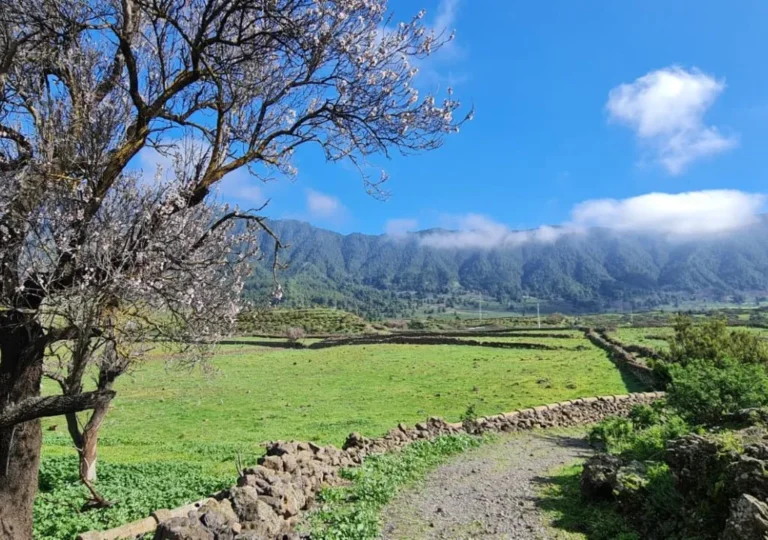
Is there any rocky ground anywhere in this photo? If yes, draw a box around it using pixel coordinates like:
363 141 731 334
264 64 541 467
380 430 591 540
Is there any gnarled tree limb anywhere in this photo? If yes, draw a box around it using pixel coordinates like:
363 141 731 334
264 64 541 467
0 391 115 429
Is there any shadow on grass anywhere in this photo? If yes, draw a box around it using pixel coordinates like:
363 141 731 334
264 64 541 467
593 346 651 394
532 464 641 540
617 366 649 394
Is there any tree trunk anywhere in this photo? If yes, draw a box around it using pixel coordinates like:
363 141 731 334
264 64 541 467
0 316 45 540
81 425 98 482
71 401 113 509
79 399 108 483
65 381 114 506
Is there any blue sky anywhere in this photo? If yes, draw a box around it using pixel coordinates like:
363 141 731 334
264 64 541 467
164 0 768 238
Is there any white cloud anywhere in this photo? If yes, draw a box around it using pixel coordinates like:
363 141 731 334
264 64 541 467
385 218 419 237
434 0 459 39
420 214 569 249
571 190 765 236
419 190 766 249
217 175 266 207
606 66 737 174
306 189 345 219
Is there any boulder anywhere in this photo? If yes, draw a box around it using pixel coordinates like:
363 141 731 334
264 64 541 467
269 481 305 517
295 450 313 464
342 432 367 451
612 461 649 511
229 487 278 525
199 499 238 540
233 532 266 540
154 517 214 540
282 453 298 473
239 514 285 538
580 454 622 501
721 494 768 540
265 441 298 456
725 440 768 502
260 455 284 472
665 434 726 497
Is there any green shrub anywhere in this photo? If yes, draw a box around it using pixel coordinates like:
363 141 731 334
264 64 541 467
626 462 686 539
667 314 768 366
667 357 768 426
589 417 634 452
589 405 690 460
308 435 482 540
34 456 230 540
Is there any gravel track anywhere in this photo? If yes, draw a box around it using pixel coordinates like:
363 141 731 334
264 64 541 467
380 430 591 540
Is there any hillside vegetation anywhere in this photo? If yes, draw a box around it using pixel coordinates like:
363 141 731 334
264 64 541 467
246 219 768 318
237 308 372 335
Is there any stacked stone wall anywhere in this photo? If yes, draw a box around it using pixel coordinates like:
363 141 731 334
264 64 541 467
78 391 664 540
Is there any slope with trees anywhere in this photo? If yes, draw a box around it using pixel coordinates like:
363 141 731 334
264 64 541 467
248 218 768 316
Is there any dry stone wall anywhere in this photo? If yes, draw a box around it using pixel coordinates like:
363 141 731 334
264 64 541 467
583 328 664 389
78 391 664 540
220 335 573 351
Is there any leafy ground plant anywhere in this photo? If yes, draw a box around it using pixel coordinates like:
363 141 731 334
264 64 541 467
307 435 484 540
33 456 231 540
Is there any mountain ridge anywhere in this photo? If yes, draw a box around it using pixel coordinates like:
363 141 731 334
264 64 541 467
245 217 768 318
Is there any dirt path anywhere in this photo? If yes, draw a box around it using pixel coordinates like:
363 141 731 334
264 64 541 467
380 430 591 540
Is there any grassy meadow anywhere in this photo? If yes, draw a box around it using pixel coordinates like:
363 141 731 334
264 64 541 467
608 327 674 352
37 332 644 538
41 339 642 469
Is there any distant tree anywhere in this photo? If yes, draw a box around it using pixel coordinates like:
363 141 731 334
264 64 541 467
285 327 307 342
0 0 469 535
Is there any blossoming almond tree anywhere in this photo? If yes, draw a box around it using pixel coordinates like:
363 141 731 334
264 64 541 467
0 0 469 536
40 164 268 507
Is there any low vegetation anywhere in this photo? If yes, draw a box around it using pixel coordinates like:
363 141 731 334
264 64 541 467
39 335 638 538
306 435 484 539
237 308 372 335
34 457 230 540
542 315 768 539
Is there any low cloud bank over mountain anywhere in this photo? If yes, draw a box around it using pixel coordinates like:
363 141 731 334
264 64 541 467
417 190 765 250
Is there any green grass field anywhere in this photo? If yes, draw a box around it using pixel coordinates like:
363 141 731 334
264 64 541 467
608 327 674 351
237 308 373 335
37 336 644 538
42 339 642 470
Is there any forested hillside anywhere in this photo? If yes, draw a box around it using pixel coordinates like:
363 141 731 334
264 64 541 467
245 218 768 318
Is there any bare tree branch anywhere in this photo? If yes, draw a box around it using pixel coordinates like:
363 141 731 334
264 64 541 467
0 391 116 429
